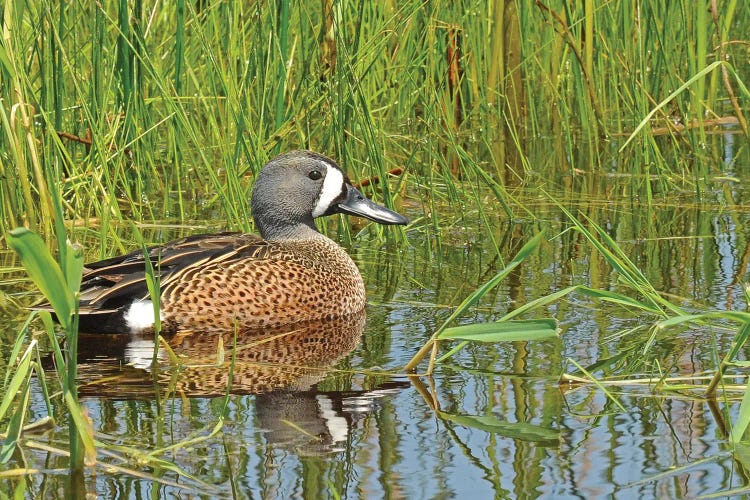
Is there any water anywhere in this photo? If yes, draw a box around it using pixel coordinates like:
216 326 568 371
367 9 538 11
3 133 750 498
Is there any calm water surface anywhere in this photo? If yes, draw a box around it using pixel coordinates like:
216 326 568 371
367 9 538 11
3 134 750 498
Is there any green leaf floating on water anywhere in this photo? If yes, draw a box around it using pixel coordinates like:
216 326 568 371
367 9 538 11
436 319 559 342
439 412 559 444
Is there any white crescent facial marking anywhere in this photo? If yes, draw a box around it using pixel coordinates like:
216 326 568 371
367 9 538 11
312 163 345 217
124 300 163 333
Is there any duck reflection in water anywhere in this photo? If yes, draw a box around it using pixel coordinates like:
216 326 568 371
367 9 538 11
76 311 366 397
72 311 407 454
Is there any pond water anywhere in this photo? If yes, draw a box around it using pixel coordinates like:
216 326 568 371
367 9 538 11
3 132 750 498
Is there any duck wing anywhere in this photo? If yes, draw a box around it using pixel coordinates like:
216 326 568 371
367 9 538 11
79 232 269 309
36 232 268 317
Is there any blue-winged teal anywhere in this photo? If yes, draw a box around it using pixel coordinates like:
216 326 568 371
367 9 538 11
68 150 407 334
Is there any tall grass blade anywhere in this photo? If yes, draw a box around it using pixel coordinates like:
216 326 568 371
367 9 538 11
558 204 684 317
619 60 724 151
0 379 31 464
731 382 750 443
438 231 546 334
577 286 664 315
0 340 35 425
63 392 96 465
6 228 74 327
7 227 86 470
2 315 34 389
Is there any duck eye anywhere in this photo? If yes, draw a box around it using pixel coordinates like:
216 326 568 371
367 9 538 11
308 170 323 180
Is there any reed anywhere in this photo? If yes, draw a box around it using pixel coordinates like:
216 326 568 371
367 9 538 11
1 1 746 240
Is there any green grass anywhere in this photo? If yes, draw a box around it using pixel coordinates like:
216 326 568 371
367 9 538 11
1 0 750 484
1 1 747 241
557 210 750 442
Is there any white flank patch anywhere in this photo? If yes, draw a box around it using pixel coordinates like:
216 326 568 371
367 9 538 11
311 164 344 217
317 395 349 443
123 300 162 333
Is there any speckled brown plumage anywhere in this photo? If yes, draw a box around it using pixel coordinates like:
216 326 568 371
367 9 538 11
75 232 367 332
159 236 367 330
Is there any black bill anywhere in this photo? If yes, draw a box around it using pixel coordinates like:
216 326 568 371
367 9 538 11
333 184 408 225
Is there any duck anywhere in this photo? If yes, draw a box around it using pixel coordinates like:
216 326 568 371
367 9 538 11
64 150 408 334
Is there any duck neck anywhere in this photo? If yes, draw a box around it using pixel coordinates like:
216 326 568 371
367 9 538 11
257 217 325 242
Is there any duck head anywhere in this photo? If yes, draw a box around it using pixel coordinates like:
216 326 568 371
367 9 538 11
251 150 408 240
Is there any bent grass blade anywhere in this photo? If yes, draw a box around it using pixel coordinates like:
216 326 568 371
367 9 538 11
436 319 559 343
7 228 75 329
405 232 555 374
435 319 558 364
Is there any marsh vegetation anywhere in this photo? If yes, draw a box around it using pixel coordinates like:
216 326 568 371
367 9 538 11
1 1 749 497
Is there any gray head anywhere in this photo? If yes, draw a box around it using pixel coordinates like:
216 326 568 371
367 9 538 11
251 150 408 241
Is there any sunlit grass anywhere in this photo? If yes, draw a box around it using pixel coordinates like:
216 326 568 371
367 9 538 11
2 1 747 239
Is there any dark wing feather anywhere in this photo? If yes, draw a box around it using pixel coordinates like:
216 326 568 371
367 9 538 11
38 232 268 315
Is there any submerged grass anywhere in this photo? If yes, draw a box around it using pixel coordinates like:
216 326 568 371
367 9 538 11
558 209 750 443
